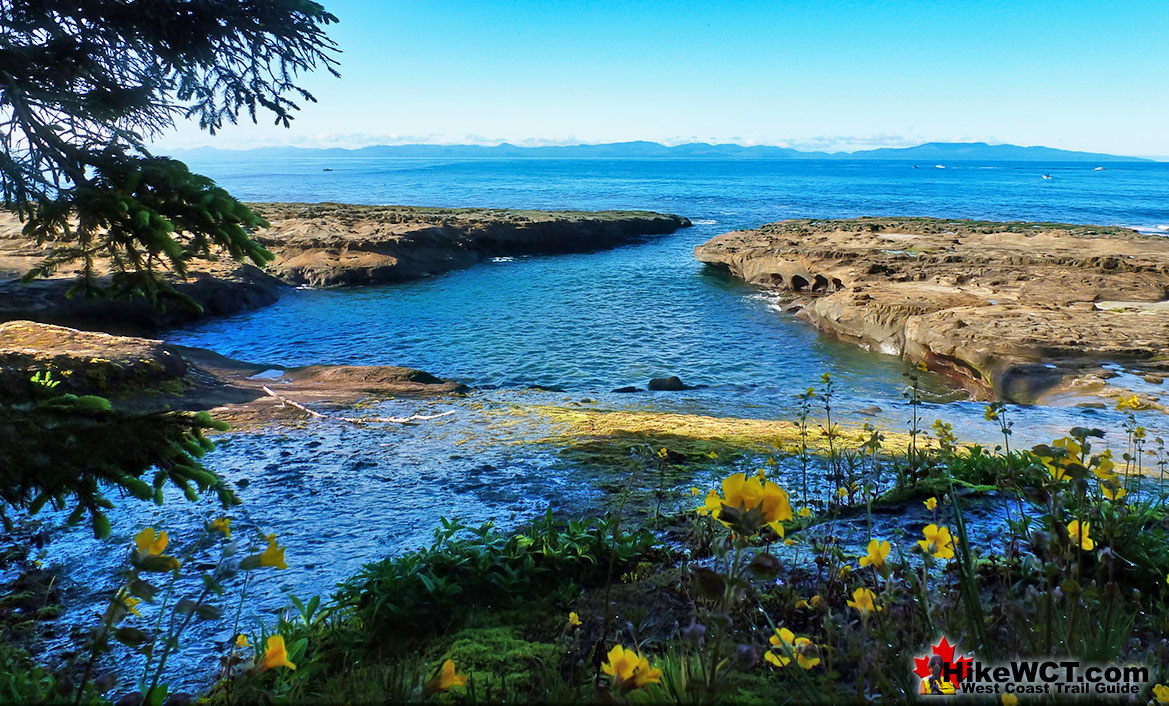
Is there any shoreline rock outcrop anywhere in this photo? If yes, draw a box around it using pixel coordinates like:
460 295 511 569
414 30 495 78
695 217 1169 404
0 320 465 426
251 203 691 287
0 204 690 331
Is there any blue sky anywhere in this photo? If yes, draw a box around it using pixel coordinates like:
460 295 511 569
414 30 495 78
154 1 1169 156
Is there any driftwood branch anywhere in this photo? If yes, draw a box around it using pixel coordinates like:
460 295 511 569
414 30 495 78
261 386 455 425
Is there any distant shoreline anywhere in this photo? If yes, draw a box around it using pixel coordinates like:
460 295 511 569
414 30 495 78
163 140 1157 163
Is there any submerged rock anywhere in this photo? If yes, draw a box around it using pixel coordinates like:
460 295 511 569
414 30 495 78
695 217 1169 403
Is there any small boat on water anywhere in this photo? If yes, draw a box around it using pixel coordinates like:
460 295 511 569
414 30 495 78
1094 166 1105 171
1042 174 1053 180
323 167 334 172
934 164 945 169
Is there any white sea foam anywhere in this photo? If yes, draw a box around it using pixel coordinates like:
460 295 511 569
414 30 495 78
1125 224 1169 236
691 218 718 225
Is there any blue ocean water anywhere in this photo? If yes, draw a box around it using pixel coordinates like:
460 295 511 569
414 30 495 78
169 158 1169 403
34 158 1169 689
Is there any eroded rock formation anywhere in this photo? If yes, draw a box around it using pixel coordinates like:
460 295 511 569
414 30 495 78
0 204 690 330
695 217 1169 403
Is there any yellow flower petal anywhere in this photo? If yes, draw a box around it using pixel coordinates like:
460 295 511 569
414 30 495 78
259 534 288 570
436 659 467 690
259 635 296 671
134 527 168 556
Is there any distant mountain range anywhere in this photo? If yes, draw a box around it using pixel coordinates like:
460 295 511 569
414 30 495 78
170 141 1153 162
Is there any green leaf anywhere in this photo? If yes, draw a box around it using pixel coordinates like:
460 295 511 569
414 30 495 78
92 512 111 539
114 627 151 647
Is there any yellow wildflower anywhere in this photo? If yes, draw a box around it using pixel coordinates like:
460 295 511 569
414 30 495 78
707 451 718 459
1153 683 1169 703
235 634 248 648
258 635 296 671
1116 394 1142 411
794 598 809 610
809 594 824 609
859 539 891 569
1053 436 1082 458
602 645 661 689
984 405 999 421
792 637 819 669
918 524 956 560
690 487 700 496
1092 449 1116 479
134 528 168 556
435 660 467 691
846 587 881 617
797 507 812 518
836 487 848 498
923 497 938 511
701 472 793 537
838 564 852 578
210 517 231 539
123 595 141 617
1067 520 1095 551
259 534 288 570
1002 694 1019 706
915 361 929 372
784 538 797 546
1101 480 1126 501
131 528 180 571
656 447 669 459
568 611 582 628
766 628 819 669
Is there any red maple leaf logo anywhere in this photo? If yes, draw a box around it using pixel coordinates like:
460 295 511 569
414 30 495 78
914 636 973 687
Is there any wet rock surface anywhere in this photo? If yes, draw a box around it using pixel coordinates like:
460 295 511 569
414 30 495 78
695 217 1169 403
648 375 689 391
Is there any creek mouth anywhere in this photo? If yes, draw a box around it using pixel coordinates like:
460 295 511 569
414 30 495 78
9 157 1169 693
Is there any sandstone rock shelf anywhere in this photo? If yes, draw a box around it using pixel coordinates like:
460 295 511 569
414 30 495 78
251 203 691 287
694 217 1169 404
0 320 466 427
0 203 690 330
